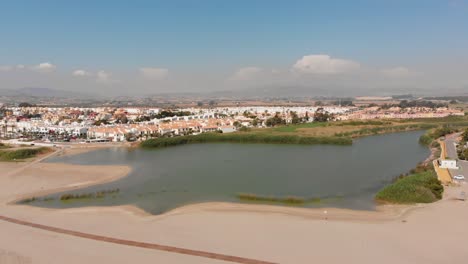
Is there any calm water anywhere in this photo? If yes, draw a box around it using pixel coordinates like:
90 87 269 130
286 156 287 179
30 131 429 214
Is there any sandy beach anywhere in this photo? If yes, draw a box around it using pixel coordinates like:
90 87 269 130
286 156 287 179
1 145 468 264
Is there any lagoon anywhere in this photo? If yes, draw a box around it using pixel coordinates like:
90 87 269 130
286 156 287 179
29 131 429 214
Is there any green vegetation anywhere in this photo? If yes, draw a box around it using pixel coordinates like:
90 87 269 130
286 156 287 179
418 133 433 146
60 188 120 201
0 143 11 149
273 122 326 132
0 147 51 161
19 188 121 204
463 129 468 142
141 133 352 148
313 108 335 122
236 193 325 205
458 148 468 161
375 170 443 204
457 128 468 160
336 123 437 137
419 126 459 146
265 113 287 127
236 193 343 205
141 115 468 150
335 120 391 126
19 197 37 203
376 127 447 205
134 110 193 122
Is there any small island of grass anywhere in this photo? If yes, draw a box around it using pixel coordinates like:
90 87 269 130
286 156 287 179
236 193 310 205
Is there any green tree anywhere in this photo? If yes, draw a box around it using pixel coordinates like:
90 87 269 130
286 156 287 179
125 133 136 142
18 102 35 107
252 118 259 127
291 111 301 124
265 113 285 127
462 128 468 142
313 108 334 122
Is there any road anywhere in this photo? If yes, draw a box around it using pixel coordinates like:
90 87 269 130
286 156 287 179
444 135 459 160
450 158 468 178
445 133 468 178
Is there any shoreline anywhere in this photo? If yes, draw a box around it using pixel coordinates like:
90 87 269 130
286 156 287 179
8 135 432 222
2 133 468 263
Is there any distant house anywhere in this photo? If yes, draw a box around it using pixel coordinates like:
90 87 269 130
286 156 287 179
201 125 218 133
219 126 236 133
439 159 458 169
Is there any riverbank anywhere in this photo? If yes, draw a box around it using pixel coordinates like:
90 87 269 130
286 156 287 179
141 132 352 149
1 136 468 263
140 116 468 150
1 154 468 263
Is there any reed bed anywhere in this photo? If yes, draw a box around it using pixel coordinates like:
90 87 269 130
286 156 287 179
141 133 352 149
236 193 319 205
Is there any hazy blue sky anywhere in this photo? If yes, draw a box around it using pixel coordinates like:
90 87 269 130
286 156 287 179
0 0 467 96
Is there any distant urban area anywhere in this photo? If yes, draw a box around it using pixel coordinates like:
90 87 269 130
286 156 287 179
0 94 465 144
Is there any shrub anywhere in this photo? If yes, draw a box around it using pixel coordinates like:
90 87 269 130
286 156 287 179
375 171 443 204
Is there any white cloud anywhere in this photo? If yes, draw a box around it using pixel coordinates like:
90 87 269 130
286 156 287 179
96 70 117 84
32 62 57 73
292 54 360 74
140 67 169 80
230 67 263 80
72 69 92 77
381 66 411 77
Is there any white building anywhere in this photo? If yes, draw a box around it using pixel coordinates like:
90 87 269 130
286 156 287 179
439 159 458 169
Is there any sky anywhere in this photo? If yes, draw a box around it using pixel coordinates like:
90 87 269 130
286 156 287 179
0 0 467 96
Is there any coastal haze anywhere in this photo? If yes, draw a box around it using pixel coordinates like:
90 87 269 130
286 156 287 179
1 1 468 264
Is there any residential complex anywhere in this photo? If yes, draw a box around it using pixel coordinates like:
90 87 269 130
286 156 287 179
0 104 464 142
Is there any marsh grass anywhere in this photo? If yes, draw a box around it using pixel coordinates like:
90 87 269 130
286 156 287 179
19 197 37 203
273 122 327 132
0 143 11 149
335 123 437 138
20 188 121 204
375 170 443 204
59 188 120 201
419 126 460 146
0 147 51 161
237 193 306 204
141 133 352 149
141 116 468 149
236 193 328 205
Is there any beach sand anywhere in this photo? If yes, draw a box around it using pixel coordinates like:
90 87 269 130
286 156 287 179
1 145 468 263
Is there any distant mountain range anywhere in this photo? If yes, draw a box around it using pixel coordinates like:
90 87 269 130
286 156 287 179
1 86 466 103
0 87 95 99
